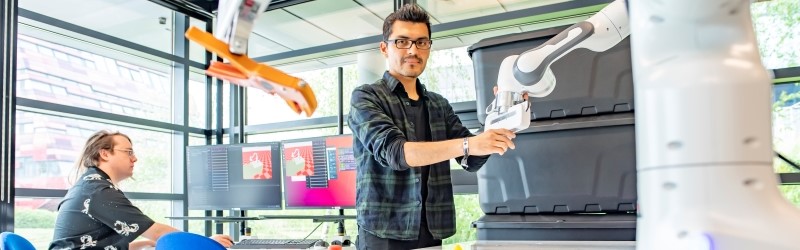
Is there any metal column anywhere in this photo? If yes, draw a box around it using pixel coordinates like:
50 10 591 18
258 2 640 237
1 0 18 233
394 0 417 11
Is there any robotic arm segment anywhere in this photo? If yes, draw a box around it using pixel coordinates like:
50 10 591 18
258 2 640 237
186 27 318 116
185 0 318 116
216 0 271 55
511 21 594 89
485 0 629 131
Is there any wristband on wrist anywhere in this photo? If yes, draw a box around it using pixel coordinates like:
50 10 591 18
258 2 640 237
460 137 469 168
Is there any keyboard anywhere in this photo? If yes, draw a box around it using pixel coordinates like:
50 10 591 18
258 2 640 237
230 239 319 249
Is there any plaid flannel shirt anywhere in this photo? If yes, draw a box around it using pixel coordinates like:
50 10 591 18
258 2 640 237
348 71 489 240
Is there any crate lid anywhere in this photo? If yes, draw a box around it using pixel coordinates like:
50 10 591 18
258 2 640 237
473 214 636 229
467 25 570 58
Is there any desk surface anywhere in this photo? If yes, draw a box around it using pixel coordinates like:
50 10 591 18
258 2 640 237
145 246 347 250
166 216 260 221
416 241 636 250
146 240 633 250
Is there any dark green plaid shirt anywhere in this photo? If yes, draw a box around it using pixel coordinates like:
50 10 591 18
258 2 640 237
348 71 489 240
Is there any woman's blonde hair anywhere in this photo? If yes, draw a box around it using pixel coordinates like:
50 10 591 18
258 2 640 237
69 130 131 185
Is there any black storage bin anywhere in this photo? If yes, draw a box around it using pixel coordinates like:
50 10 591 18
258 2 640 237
469 25 637 215
477 113 637 214
468 25 634 124
474 214 636 241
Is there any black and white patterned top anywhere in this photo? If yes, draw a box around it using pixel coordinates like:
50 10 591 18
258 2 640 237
49 167 155 250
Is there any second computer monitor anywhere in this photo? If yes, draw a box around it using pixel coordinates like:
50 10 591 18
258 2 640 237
282 135 356 209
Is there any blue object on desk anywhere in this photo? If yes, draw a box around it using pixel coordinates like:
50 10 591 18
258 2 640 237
1 232 36 250
230 238 319 249
156 232 225 250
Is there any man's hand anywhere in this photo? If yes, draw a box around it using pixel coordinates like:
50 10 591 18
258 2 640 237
210 234 234 248
468 129 516 156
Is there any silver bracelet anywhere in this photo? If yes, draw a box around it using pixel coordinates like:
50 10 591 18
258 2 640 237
460 137 469 168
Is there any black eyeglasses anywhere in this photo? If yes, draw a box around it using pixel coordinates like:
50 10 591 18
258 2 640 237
385 39 433 50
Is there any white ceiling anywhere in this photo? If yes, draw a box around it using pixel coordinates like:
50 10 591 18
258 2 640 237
499 0 574 12
283 0 384 41
18 0 586 74
419 0 509 23
251 8 342 50
19 0 174 53
352 0 396 23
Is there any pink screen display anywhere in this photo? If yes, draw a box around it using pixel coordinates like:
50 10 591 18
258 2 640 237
282 135 356 208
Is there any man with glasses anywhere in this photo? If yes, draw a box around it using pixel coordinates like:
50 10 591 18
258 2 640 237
348 4 519 250
50 130 232 250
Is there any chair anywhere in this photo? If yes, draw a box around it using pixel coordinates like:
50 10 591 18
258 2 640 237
156 232 225 250
0 232 36 250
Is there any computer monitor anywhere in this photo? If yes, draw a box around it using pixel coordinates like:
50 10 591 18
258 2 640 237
281 135 356 209
187 142 283 210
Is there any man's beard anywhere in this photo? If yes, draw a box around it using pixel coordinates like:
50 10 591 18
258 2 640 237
399 55 424 77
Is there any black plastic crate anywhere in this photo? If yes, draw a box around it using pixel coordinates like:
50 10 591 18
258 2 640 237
468 25 634 124
474 214 636 241
478 113 637 214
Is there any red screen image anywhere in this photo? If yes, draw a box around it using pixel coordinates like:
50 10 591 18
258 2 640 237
242 146 272 180
282 135 356 208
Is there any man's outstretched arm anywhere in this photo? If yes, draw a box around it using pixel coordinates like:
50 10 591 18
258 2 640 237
404 129 516 167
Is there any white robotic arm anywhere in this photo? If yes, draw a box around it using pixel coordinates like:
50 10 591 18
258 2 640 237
185 0 318 116
215 0 272 55
485 0 800 249
485 0 628 132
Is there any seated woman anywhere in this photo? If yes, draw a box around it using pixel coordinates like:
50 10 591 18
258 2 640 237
49 130 233 250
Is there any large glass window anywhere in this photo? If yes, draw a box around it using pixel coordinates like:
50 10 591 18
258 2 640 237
419 46 477 103
211 83 232 129
186 210 238 235
752 0 800 69
15 111 174 193
341 64 360 114
246 127 344 145
14 198 59 249
340 46 477 116
189 70 208 128
189 18 209 63
130 200 174 226
773 82 800 175
759 0 800 207
186 210 208 235
14 0 190 239
16 33 175 123
189 134 209 146
246 67 343 125
444 194 482 245
245 210 358 240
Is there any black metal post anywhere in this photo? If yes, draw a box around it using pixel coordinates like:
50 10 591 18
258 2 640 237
172 11 191 232
394 0 417 11
338 67 344 135
337 209 346 236
0 0 18 233
203 19 215 237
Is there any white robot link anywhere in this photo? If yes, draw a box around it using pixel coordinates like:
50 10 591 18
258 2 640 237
187 0 318 116
215 0 272 55
485 0 628 132
486 0 800 249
